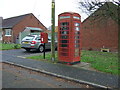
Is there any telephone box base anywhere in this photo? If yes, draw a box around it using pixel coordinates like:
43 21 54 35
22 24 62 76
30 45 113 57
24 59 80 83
58 61 80 65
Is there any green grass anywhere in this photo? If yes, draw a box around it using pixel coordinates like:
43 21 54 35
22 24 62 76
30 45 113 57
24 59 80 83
26 53 58 63
81 50 119 75
27 50 119 75
0 43 21 50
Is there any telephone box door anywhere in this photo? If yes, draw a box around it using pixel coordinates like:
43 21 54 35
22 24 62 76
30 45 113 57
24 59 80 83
58 20 71 62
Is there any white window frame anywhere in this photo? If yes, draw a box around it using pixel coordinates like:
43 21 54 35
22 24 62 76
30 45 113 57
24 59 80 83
5 29 12 36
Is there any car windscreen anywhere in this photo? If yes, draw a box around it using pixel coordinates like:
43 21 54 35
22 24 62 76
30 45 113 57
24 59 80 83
22 35 35 41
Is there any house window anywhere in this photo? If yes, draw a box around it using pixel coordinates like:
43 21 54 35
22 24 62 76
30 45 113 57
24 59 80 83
5 29 11 36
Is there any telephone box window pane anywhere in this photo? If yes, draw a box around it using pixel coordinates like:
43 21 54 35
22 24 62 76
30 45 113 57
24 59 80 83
75 49 79 53
60 22 69 26
75 36 80 39
75 48 80 56
75 44 80 48
60 31 69 35
60 27 69 30
61 36 68 39
61 40 68 43
61 44 68 47
75 40 80 43
75 31 80 35
75 53 79 57
75 27 80 31
74 23 80 26
60 27 62 30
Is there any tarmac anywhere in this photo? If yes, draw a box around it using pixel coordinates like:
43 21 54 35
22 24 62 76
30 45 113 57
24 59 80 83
3 57 119 89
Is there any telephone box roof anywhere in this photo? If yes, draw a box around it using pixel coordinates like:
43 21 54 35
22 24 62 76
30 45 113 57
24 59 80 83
58 12 81 16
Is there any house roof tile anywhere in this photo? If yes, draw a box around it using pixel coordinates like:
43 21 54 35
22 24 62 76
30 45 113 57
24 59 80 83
2 13 31 29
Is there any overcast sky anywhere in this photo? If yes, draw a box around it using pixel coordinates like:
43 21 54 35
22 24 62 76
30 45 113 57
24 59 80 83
0 0 89 27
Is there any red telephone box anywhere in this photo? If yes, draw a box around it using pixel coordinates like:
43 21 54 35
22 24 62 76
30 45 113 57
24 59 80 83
41 32 48 43
58 12 81 64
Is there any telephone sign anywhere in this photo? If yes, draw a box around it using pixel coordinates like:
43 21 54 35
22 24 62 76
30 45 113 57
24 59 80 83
58 12 81 64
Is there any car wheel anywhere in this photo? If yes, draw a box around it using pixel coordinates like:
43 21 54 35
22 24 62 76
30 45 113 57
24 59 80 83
25 48 31 52
39 45 44 52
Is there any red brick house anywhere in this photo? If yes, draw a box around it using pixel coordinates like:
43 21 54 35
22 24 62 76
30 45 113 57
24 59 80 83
81 2 118 52
2 13 48 43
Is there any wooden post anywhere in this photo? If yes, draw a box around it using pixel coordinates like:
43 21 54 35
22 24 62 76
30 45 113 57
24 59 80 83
51 0 55 61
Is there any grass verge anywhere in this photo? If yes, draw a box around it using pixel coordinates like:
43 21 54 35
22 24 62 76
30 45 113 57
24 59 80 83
26 53 58 63
81 51 118 75
26 50 119 75
0 43 21 50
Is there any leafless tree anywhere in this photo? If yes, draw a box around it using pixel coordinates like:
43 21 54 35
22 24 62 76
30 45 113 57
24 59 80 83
78 0 120 23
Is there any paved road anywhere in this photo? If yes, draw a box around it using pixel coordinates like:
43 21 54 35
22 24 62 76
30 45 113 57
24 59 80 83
1 49 54 59
2 49 42 56
2 63 93 88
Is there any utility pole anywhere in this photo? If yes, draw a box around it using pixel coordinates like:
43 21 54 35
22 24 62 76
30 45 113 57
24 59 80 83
51 0 55 61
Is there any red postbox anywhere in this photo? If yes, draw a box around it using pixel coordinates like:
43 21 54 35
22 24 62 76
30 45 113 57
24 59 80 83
41 32 48 43
58 12 81 64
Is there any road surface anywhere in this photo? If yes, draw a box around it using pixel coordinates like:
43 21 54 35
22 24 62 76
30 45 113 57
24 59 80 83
2 63 93 88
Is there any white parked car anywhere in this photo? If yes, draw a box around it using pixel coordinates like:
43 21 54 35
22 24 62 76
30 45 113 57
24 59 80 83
21 35 57 52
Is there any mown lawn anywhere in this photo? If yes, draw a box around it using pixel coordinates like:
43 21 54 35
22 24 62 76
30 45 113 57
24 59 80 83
0 43 21 50
27 50 119 75
81 51 118 75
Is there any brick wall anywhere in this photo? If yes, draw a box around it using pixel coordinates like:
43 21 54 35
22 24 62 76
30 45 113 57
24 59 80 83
81 16 118 52
12 14 47 43
2 35 12 43
2 28 13 43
